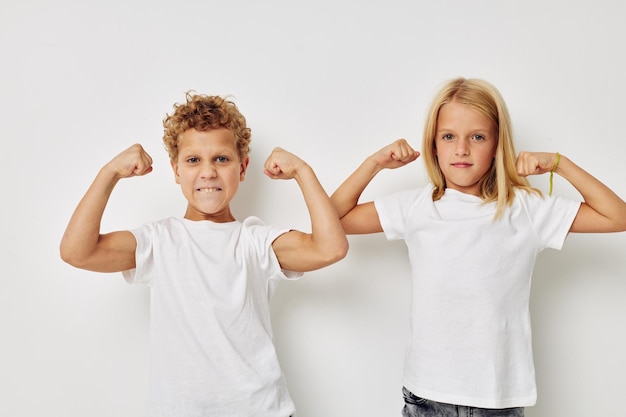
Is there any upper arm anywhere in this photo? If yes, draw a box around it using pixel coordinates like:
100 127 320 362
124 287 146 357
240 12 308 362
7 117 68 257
269 202 381 272
569 203 626 233
341 201 383 234
271 231 314 272
272 229 347 273
62 230 137 273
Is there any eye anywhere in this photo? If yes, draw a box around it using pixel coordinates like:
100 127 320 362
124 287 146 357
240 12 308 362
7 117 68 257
216 156 229 163
472 134 486 141
186 156 200 163
442 133 454 141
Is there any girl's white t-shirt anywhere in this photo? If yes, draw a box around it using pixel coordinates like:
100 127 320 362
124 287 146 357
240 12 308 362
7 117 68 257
375 185 580 408
123 216 300 417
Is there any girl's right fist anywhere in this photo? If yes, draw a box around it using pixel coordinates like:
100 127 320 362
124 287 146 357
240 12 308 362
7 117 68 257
373 139 420 169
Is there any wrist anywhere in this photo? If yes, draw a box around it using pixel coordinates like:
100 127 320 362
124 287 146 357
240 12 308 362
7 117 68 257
551 152 561 173
291 161 313 183
99 163 124 183
364 154 386 175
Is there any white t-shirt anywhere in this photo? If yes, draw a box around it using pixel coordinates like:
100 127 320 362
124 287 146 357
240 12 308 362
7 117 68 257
375 185 580 409
123 216 301 417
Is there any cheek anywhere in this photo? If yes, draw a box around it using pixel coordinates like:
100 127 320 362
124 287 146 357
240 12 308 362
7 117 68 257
175 169 196 187
174 169 187 185
434 145 451 160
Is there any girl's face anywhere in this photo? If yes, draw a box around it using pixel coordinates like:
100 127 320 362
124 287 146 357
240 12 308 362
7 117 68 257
434 100 498 196
171 127 248 222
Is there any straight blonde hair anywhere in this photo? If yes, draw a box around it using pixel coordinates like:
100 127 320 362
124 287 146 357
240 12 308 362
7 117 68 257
422 78 539 219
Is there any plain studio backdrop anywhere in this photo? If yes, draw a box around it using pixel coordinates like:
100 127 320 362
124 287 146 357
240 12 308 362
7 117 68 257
1 1 625 416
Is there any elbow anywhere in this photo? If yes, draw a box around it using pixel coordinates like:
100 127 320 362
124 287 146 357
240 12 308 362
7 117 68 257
339 237 349 261
59 236 76 266
59 247 80 268
325 237 349 265
59 242 73 265
59 242 88 269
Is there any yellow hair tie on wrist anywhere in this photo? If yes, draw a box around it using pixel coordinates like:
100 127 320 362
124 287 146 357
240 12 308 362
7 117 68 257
549 152 560 196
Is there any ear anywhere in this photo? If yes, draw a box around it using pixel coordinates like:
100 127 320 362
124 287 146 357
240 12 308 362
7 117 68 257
170 159 181 184
240 157 250 181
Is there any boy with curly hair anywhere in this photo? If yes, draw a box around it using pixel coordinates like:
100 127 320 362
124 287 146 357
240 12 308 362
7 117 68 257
60 92 348 417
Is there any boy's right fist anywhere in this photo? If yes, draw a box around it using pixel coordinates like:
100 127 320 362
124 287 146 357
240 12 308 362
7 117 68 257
107 144 154 179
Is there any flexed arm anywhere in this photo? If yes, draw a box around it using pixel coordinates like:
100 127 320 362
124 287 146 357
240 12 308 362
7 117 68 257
265 147 348 272
516 152 626 233
60 144 154 272
330 139 420 234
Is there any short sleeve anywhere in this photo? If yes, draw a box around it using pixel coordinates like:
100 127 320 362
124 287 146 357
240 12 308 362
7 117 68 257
243 217 303 281
121 224 154 285
375 188 427 241
518 191 581 250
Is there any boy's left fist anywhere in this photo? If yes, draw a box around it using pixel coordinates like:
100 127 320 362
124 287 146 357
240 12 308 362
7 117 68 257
264 147 305 180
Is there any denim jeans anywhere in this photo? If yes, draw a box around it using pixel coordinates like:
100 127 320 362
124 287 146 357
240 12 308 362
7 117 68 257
401 387 524 417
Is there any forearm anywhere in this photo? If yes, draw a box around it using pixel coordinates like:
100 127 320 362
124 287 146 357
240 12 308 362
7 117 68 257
293 164 348 264
330 155 383 218
60 165 120 265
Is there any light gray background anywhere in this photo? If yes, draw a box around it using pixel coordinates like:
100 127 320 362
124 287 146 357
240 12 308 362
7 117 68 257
1 1 625 416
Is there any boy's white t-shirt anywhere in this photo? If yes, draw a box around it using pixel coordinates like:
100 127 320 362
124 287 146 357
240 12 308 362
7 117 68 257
375 185 580 409
122 216 301 417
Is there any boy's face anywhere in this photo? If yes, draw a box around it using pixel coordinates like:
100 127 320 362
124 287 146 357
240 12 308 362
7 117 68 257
434 100 497 196
171 128 249 222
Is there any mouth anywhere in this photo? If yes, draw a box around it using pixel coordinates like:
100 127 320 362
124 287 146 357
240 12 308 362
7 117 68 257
196 187 222 193
452 163 472 168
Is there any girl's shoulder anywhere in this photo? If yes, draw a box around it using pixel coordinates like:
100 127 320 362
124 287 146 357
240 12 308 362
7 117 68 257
390 183 434 199
512 186 580 216
512 187 544 203
375 184 434 207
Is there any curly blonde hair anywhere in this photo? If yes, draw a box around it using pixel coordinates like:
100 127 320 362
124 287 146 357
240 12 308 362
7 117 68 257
422 78 539 219
162 92 251 162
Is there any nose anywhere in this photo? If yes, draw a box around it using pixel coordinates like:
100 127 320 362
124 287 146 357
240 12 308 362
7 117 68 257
200 161 218 179
455 138 470 156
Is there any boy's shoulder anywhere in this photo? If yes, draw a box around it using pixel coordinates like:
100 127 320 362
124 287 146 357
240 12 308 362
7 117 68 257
240 216 291 242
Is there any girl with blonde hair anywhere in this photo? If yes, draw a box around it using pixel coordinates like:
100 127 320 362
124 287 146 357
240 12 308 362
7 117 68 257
331 77 626 416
